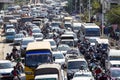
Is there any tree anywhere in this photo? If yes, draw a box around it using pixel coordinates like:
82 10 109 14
106 5 120 25
91 0 101 13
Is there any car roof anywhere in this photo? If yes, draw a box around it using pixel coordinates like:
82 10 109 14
109 49 120 56
74 70 92 75
110 67 120 70
22 37 34 40
52 51 63 54
35 74 58 79
0 60 11 63
36 63 61 70
110 61 120 65
68 58 86 62
43 39 54 41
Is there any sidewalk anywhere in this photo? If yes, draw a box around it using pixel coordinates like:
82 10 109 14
0 28 4 60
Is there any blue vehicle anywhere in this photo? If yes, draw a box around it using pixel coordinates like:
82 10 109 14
6 28 16 42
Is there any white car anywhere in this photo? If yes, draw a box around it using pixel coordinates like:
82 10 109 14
72 71 94 80
32 33 43 41
57 44 70 55
67 58 88 79
14 33 25 45
43 39 57 51
20 37 35 57
53 51 66 66
0 60 14 80
32 28 41 34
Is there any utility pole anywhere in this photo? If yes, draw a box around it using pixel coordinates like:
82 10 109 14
79 0 81 14
75 0 77 12
101 0 105 37
88 0 91 22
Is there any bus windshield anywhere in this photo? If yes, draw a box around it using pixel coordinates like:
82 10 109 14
85 28 100 36
25 50 52 67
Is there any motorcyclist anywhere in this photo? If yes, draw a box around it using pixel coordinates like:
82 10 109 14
11 66 21 80
16 62 24 73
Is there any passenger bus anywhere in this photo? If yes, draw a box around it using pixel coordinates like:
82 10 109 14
25 41 53 80
81 23 100 39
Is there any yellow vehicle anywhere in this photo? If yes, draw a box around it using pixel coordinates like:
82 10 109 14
25 41 53 80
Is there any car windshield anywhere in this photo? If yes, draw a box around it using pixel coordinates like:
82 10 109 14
73 27 80 30
51 23 60 27
61 41 74 47
50 41 56 46
53 54 64 59
0 63 13 69
110 56 120 61
68 61 87 69
32 29 41 33
33 34 43 38
85 28 100 37
58 45 70 51
74 73 91 77
6 32 15 35
22 40 34 45
67 49 79 55
15 34 24 38
111 69 120 77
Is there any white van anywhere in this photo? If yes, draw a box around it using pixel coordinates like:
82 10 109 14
81 23 100 39
72 22 82 33
108 49 120 69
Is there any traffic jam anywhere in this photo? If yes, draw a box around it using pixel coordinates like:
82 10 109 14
0 0 120 80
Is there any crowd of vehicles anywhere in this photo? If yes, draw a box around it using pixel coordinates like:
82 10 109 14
0 0 120 80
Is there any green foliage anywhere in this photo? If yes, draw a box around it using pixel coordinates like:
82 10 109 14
92 0 101 13
15 0 25 6
106 5 120 25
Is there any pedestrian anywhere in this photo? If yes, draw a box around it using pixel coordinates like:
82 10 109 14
11 66 21 80
6 53 11 61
